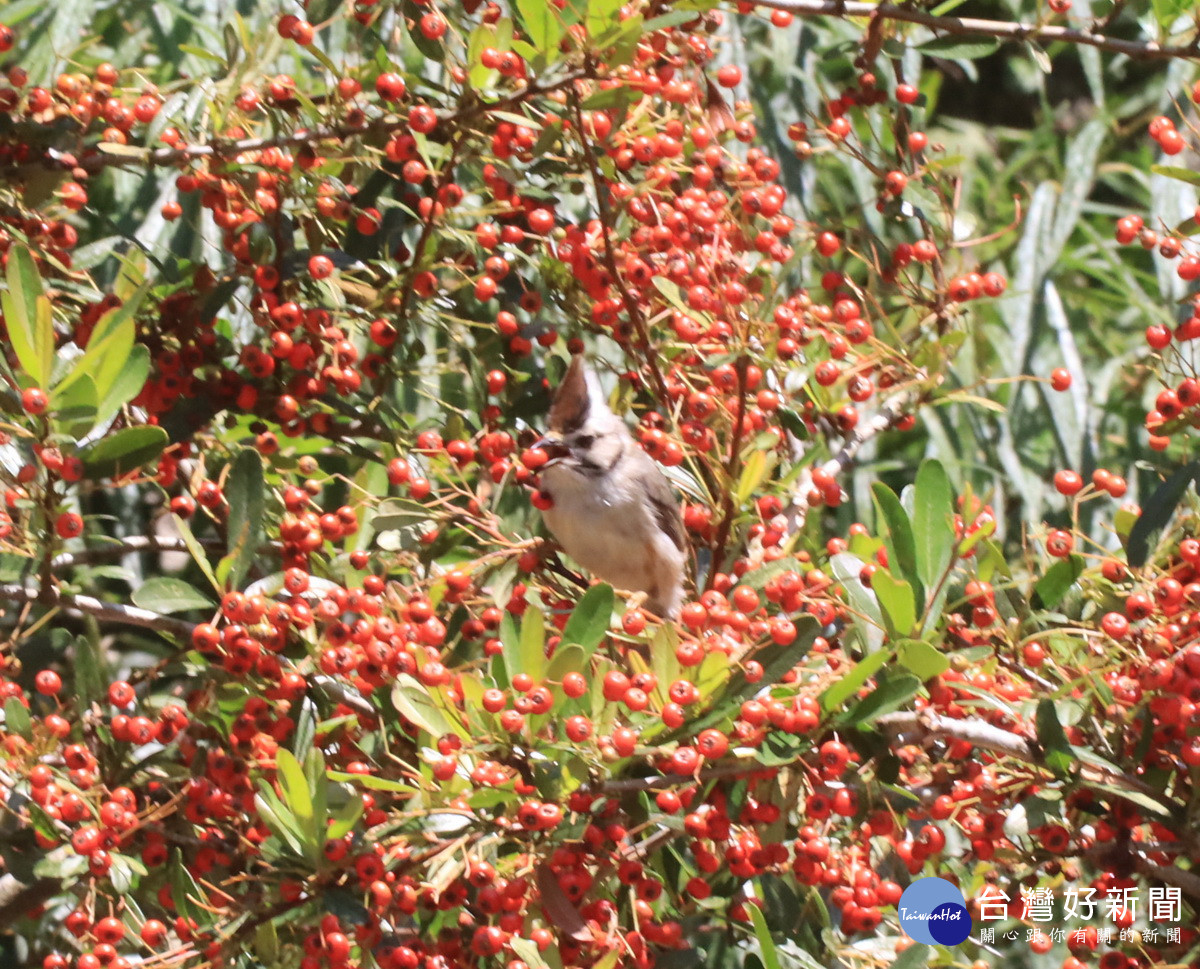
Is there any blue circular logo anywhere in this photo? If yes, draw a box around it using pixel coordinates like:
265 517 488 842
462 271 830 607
898 877 971 946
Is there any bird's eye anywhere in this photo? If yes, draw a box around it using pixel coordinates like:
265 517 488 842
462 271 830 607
572 433 595 450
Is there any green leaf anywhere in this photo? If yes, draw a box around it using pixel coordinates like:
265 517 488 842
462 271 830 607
820 647 891 713
896 639 949 681
892 944 930 969
1035 699 1074 775
327 793 365 840
274 749 314 830
842 672 921 725
4 696 32 740
109 854 147 894
917 36 1000 58
642 10 702 31
255 921 280 966
73 633 106 706
586 0 624 38
748 896 781 969
912 459 954 593
1 245 53 388
870 569 916 638
223 447 265 590
516 0 564 57
1151 165 1200 188
830 553 886 654
1152 0 1191 29
871 482 922 603
327 770 417 794
1127 463 1200 567
170 849 206 923
52 284 146 403
95 344 150 429
52 372 98 437
519 608 547 680
546 644 587 684
1034 554 1084 610
131 577 215 614
254 784 308 858
80 425 168 479
392 672 466 739
560 583 613 654
173 513 221 593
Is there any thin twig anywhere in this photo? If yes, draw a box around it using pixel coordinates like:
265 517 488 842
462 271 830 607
66 73 587 174
780 391 917 537
569 86 670 404
750 0 1200 61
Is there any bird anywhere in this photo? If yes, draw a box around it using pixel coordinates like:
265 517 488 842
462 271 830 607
532 355 687 619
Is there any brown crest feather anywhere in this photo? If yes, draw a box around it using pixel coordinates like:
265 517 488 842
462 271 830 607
548 355 591 435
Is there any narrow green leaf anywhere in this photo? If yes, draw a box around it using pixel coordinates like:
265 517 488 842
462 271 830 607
131 577 215 614
327 770 417 794
912 459 954 593
642 10 702 31
842 672 921 725
2 245 54 388
586 0 624 38
224 447 265 589
1035 699 1074 775
255 921 280 965
897 639 950 681
327 794 364 840
53 284 146 402
4 696 32 740
173 513 221 593
830 553 886 654
52 372 98 437
94 344 150 429
546 644 587 685
1127 463 1200 567
170 849 206 923
73 634 106 706
917 36 1000 58
820 647 891 713
1034 554 1084 610
748 897 782 969
254 786 307 857
520 608 547 680
275 749 314 829
870 570 916 638
81 425 168 479
872 482 922 603
392 672 466 739
516 0 564 56
560 583 613 653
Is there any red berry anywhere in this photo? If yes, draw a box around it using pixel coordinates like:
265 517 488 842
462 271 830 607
56 512 84 539
375 72 406 101
1053 470 1083 496
21 387 48 415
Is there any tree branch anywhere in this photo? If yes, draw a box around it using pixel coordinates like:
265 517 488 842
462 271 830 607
749 0 1200 61
875 709 1182 817
0 873 61 930
0 583 196 638
55 73 586 174
780 391 916 537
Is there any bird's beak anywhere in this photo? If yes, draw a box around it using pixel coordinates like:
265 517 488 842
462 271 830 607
532 435 570 460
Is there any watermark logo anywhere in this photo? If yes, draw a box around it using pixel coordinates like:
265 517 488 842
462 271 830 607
898 877 972 946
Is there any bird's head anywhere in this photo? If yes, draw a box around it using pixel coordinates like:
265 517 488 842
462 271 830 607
533 355 628 472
